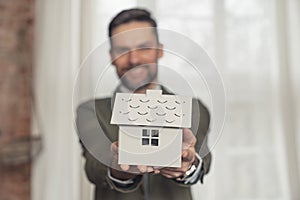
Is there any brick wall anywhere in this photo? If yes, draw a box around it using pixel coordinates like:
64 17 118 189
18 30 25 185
0 0 34 199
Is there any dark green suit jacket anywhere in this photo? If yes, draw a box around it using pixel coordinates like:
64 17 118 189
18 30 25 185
76 87 211 200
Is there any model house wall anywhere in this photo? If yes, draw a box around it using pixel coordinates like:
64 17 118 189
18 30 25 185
119 126 183 167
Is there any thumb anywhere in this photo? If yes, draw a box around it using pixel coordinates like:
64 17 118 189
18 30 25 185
111 141 119 155
182 128 196 149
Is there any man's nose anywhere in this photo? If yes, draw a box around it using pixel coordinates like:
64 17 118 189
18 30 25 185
128 49 140 65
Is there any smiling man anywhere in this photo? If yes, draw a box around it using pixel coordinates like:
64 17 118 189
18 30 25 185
78 8 211 200
109 18 163 93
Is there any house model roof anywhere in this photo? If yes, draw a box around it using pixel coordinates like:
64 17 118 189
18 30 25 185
111 90 192 128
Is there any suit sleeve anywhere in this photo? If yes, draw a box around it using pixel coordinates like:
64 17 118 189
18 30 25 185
192 99 212 183
76 101 143 193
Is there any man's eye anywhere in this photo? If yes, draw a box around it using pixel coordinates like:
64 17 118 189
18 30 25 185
136 47 153 53
114 46 154 55
139 46 154 50
115 48 130 54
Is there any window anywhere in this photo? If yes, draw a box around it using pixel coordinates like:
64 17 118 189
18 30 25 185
142 129 159 146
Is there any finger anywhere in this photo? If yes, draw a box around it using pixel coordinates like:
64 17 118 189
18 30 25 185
182 149 195 162
147 167 155 172
120 164 130 171
153 166 162 169
159 169 172 178
110 143 119 159
160 170 184 179
137 165 147 173
160 160 191 173
160 167 185 174
160 173 172 179
182 150 188 158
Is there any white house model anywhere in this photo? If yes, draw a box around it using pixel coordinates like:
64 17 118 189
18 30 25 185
110 90 192 167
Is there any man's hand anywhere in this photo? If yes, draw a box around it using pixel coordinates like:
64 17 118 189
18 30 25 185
110 141 156 180
159 128 198 179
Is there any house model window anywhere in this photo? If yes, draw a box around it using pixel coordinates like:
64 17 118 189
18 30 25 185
110 90 192 167
142 129 159 146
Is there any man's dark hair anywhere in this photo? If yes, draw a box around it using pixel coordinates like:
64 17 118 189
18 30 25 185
108 8 158 40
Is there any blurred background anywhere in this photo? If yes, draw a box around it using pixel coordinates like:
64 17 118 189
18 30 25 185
0 0 299 200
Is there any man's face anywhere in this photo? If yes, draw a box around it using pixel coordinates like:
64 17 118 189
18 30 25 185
110 21 163 91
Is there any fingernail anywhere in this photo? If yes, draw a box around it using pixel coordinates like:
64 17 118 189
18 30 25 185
141 166 148 172
121 164 129 171
147 167 154 172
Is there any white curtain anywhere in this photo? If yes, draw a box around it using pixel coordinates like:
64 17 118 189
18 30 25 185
275 0 300 199
32 0 81 200
287 0 300 171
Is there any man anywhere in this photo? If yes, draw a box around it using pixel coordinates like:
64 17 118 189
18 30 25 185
77 8 211 200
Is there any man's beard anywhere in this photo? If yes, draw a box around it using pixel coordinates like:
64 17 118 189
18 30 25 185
120 65 157 92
